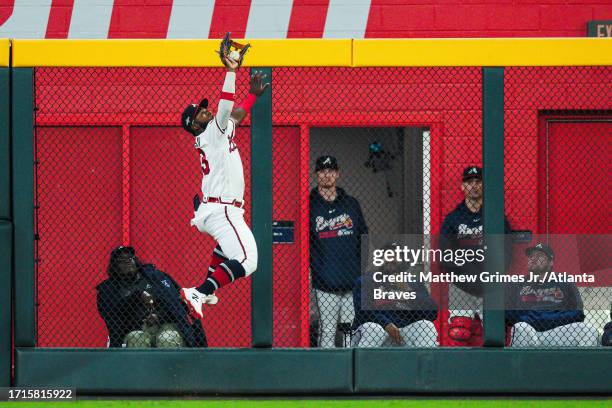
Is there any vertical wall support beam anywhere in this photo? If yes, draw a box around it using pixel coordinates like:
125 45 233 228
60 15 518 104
12 68 36 347
250 67 273 347
0 221 13 386
0 67 9 219
0 51 13 382
482 67 506 347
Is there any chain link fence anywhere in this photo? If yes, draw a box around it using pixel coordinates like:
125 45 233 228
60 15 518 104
272 67 483 347
34 67 253 348
31 65 610 349
504 66 611 348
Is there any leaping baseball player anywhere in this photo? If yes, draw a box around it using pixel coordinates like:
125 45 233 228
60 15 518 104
179 33 269 319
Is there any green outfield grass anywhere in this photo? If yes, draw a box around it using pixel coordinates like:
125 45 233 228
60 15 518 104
1 400 611 408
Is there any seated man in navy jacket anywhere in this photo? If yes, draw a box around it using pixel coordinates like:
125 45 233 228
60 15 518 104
97 246 207 348
505 243 599 347
352 249 438 348
602 304 612 346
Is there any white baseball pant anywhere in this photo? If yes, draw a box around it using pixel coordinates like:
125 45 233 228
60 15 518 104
315 289 355 348
353 320 438 348
191 203 258 276
509 322 600 347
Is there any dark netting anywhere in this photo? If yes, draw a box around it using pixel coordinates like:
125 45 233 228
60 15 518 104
504 66 611 348
34 67 253 347
272 67 484 348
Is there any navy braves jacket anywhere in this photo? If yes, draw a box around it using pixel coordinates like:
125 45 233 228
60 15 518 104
352 276 438 329
440 201 512 296
505 280 585 332
310 187 368 292
97 264 207 347
603 321 612 346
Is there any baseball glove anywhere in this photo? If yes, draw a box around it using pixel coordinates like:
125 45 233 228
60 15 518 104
218 32 250 68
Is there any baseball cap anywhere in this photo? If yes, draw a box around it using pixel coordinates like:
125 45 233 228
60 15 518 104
110 245 135 259
181 98 209 136
462 166 482 181
315 155 339 172
525 243 554 261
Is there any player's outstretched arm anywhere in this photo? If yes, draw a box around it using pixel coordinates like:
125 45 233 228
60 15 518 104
215 57 239 131
231 71 270 126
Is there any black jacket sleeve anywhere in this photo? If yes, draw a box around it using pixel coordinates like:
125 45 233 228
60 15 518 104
148 267 208 347
96 279 146 347
603 322 612 347
160 271 181 292
565 283 584 313
96 283 137 347
96 288 124 347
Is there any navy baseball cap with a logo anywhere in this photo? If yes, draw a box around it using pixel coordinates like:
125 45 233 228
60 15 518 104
525 243 555 261
315 155 339 172
181 98 208 136
462 165 482 181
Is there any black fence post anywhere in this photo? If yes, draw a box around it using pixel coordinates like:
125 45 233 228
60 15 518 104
0 221 12 386
250 67 273 347
0 64 11 386
0 66 10 220
482 67 506 347
12 68 36 347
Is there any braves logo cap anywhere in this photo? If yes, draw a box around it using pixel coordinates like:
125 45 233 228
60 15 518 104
525 243 555 260
181 98 208 136
462 165 482 181
315 155 339 171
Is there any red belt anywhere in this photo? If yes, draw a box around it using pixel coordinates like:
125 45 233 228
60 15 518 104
204 197 244 208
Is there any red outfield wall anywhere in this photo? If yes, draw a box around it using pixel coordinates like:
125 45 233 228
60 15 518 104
33 66 611 347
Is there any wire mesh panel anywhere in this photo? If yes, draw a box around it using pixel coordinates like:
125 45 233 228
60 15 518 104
34 67 254 347
271 67 484 348
271 126 306 347
504 66 611 348
32 64 610 350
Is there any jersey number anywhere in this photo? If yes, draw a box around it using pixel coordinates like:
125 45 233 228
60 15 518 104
198 149 210 175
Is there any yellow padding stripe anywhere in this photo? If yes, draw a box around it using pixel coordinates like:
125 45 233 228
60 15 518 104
0 39 9 67
11 38 612 67
11 39 352 67
353 38 612 67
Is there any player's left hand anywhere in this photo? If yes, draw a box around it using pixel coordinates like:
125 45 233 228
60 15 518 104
249 71 270 96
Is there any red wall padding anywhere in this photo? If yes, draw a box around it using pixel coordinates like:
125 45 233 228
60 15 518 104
271 126 304 347
504 67 612 235
37 126 123 347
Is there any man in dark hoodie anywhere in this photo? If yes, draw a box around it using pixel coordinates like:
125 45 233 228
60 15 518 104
440 165 512 346
505 243 599 347
96 246 207 348
310 155 368 348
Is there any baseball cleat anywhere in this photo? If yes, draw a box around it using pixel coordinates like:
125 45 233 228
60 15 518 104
180 287 205 319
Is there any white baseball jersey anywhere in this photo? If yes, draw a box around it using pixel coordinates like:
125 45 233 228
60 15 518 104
189 70 258 278
194 117 245 202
